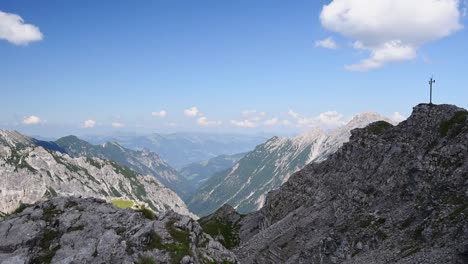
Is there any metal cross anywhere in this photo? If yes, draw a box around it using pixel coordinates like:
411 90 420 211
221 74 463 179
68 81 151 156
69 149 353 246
429 77 436 104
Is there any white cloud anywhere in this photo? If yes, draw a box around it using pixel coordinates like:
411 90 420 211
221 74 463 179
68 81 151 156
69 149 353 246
315 37 339 49
230 119 256 128
320 0 463 70
264 118 278 126
287 110 346 128
82 119 96 128
0 11 43 45
151 110 167 118
111 122 125 128
241 110 267 121
197 116 221 127
22 115 42 125
184 107 199 117
390 112 406 123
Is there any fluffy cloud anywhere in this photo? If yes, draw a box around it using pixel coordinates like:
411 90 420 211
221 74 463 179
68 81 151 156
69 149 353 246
82 119 96 128
288 110 346 128
111 122 125 128
230 119 256 128
390 112 406 123
184 107 199 117
197 116 221 127
264 118 279 126
315 37 339 49
241 110 267 121
151 110 167 118
22 115 42 125
320 0 463 70
0 11 43 45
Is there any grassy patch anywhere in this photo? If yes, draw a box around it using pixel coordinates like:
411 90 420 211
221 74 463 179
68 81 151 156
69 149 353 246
68 225 85 232
138 206 155 220
199 219 240 249
367 121 393 135
33 228 62 264
147 220 191 264
440 111 467 137
111 199 135 209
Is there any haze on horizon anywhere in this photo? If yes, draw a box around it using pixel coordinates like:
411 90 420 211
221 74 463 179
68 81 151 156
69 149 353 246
2 0 468 138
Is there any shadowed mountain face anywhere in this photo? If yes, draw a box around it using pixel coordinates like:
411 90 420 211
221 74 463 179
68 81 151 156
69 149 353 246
55 135 191 200
83 133 269 169
226 104 468 263
189 112 391 216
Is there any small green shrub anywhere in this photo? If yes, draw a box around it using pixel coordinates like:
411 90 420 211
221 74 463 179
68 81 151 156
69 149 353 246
135 255 156 264
138 206 155 220
367 121 393 135
440 111 468 137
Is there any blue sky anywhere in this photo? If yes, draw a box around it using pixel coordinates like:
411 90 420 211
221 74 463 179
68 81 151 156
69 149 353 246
1 0 467 137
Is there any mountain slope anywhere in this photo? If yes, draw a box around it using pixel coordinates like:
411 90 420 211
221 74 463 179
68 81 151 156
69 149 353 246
0 197 237 264
55 135 191 199
0 130 193 217
83 133 269 168
180 152 246 193
189 113 390 216
234 104 468 263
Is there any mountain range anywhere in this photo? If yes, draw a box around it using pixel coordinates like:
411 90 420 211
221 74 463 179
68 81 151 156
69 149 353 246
83 132 269 169
189 112 391 216
55 135 191 199
0 130 193 217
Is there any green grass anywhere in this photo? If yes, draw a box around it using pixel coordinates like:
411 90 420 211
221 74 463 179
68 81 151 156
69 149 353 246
367 121 393 135
111 199 135 209
199 219 240 249
135 255 157 264
147 220 192 264
12 203 29 214
440 111 467 137
138 206 155 220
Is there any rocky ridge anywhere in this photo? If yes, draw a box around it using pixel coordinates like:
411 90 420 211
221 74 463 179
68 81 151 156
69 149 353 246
231 104 468 263
0 197 237 264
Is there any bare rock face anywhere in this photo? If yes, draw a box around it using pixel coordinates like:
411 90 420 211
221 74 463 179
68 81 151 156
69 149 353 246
0 197 238 264
233 104 467 263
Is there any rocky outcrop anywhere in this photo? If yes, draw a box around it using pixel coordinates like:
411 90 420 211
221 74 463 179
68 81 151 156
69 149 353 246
0 130 193 217
0 197 237 264
233 104 467 263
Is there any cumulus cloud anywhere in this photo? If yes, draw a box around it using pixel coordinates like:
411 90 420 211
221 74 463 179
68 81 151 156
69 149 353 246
241 110 267 121
184 107 199 117
151 110 167 118
111 122 125 128
82 119 96 128
0 11 43 45
390 112 406 123
315 37 339 49
22 115 42 125
320 0 463 70
264 118 279 126
288 110 346 128
230 119 256 128
197 116 221 127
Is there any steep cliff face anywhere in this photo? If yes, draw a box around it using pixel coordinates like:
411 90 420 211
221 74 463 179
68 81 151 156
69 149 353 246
233 104 467 263
0 130 193 217
0 197 237 264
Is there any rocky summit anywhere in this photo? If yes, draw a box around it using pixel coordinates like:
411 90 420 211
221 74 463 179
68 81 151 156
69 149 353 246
214 104 466 263
0 197 237 264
